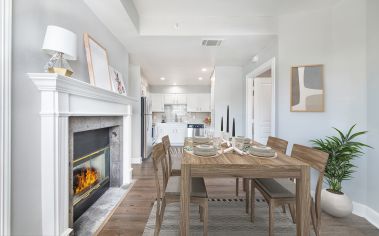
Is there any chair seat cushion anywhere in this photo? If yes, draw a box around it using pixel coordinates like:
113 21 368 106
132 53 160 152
166 176 207 198
255 178 295 199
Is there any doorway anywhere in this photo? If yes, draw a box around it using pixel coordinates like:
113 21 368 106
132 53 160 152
245 58 276 144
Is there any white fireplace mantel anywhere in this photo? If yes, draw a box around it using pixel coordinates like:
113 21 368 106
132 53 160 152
29 73 138 236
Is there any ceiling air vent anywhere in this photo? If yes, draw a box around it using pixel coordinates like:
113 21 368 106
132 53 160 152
202 39 223 47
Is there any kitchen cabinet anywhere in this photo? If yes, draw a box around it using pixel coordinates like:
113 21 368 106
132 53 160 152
151 93 164 112
164 94 187 105
187 93 211 112
156 123 187 146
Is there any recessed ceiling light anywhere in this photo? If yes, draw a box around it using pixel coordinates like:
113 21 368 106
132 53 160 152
198 77 203 81
160 77 165 81
173 83 177 86
201 68 207 72
252 55 259 63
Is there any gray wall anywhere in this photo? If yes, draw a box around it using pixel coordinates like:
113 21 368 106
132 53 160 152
242 38 278 136
214 66 244 136
366 0 379 213
149 85 211 94
128 65 142 162
12 0 129 234
241 0 369 204
276 0 367 203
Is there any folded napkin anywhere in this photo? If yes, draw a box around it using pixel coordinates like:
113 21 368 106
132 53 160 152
221 139 231 147
223 147 246 155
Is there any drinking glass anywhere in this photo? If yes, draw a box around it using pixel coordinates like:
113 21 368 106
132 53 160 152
213 137 221 150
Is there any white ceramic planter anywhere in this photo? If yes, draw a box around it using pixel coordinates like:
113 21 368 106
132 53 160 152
321 189 353 217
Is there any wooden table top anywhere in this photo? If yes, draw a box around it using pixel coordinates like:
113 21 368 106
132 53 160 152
182 139 308 177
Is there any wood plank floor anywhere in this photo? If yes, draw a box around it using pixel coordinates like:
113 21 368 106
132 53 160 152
99 158 379 236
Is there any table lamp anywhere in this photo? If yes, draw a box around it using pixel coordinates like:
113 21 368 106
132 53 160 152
42 25 77 77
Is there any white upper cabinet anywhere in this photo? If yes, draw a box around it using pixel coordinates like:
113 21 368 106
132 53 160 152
164 94 187 104
176 94 187 104
151 93 164 112
151 93 210 112
187 93 211 112
164 94 176 104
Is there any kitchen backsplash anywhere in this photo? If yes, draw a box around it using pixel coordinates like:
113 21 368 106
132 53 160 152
153 104 210 124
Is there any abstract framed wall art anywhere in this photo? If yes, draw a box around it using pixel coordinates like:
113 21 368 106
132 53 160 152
290 64 324 112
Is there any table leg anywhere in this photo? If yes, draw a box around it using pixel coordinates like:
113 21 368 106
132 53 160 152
180 164 191 235
296 165 310 236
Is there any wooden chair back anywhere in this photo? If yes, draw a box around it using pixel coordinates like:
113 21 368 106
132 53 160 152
161 135 173 175
152 143 169 211
267 136 288 154
291 144 329 230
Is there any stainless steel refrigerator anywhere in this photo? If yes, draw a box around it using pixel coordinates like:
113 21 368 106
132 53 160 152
141 97 153 160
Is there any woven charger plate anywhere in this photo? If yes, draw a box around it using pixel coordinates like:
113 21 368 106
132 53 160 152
247 152 278 159
193 145 218 157
184 146 220 157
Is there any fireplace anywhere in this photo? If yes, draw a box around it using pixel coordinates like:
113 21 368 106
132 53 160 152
72 128 111 222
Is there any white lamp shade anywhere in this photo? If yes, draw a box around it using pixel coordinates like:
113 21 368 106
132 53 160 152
42 25 77 60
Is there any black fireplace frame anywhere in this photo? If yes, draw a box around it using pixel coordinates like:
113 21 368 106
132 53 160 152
72 128 111 222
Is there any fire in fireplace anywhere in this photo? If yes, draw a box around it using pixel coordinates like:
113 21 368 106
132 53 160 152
72 128 111 222
74 167 99 195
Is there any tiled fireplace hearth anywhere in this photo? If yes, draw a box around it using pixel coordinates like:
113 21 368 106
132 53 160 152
29 73 138 236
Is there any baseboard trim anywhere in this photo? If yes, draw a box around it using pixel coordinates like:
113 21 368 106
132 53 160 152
131 156 142 164
353 201 379 229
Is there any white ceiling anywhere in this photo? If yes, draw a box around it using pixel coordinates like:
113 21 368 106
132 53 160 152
85 0 342 86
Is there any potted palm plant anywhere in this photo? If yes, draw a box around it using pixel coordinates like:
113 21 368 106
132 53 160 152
311 124 371 217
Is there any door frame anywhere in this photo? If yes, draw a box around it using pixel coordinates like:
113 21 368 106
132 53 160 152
1 0 12 235
245 57 276 139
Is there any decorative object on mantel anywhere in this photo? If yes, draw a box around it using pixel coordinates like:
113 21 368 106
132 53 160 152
109 66 127 95
291 64 324 112
232 118 236 137
226 105 230 133
83 33 112 91
311 124 371 217
42 25 77 77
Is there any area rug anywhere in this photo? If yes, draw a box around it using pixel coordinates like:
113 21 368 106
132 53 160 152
143 197 300 236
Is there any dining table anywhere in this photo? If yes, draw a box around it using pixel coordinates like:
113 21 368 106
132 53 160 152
180 138 311 236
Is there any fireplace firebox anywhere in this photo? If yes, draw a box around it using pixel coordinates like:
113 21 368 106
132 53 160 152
72 128 111 222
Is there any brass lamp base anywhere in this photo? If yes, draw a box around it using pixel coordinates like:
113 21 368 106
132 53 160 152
48 67 73 77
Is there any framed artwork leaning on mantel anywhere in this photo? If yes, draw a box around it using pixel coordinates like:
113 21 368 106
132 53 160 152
290 64 324 112
83 33 112 91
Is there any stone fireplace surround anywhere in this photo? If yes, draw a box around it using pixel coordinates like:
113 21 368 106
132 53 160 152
69 116 123 225
29 73 138 236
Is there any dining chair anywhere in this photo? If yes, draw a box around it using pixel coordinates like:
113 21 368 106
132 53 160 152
152 142 209 236
240 136 289 213
162 135 182 176
250 144 329 236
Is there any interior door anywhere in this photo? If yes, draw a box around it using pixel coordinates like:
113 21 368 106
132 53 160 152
253 77 272 144
246 78 254 139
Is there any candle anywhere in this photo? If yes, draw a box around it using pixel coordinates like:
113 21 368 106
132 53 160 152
221 116 223 131
226 105 229 133
232 118 235 137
